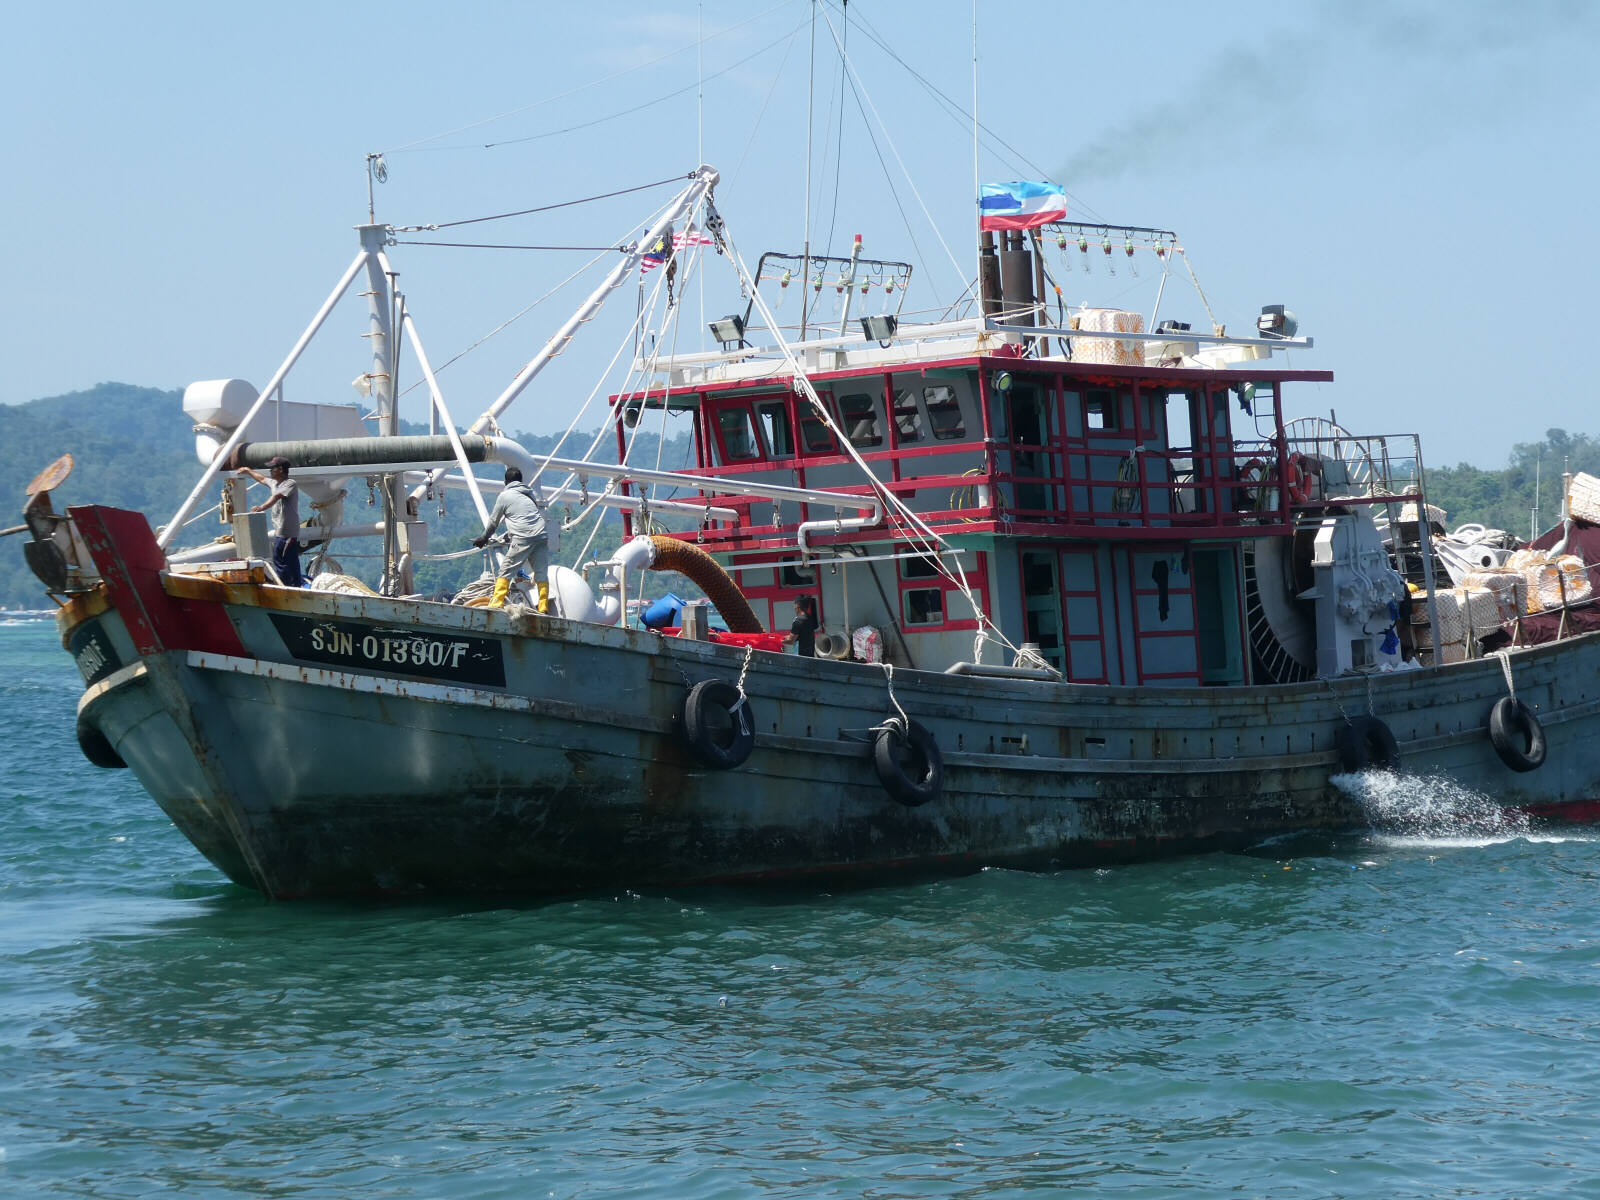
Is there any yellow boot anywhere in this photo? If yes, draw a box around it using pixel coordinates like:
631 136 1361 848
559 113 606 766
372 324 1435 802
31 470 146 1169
489 577 511 609
536 581 551 614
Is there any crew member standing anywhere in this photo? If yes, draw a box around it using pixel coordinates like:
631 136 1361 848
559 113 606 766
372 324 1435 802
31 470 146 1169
785 594 819 657
472 466 551 611
238 456 303 586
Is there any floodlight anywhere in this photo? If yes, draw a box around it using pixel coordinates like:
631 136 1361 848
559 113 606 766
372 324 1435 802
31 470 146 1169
859 314 898 343
709 314 745 348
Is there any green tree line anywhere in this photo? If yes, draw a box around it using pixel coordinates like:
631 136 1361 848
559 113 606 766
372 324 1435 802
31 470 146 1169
4 384 1594 609
1425 428 1600 539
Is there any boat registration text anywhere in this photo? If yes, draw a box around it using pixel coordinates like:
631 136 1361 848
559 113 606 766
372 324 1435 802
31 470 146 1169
269 614 506 687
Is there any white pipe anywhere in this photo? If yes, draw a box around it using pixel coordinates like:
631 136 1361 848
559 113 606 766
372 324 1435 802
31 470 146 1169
636 315 1312 375
638 317 988 369
991 320 1315 352
796 500 883 558
158 249 372 549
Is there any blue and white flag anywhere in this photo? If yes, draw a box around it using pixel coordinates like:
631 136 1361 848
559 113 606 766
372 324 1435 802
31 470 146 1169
979 181 1066 232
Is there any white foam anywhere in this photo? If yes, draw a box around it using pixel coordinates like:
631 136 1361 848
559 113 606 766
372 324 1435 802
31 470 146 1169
1332 768 1533 841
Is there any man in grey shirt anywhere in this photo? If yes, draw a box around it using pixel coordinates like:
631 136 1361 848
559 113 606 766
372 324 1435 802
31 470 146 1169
239 456 302 586
472 466 551 611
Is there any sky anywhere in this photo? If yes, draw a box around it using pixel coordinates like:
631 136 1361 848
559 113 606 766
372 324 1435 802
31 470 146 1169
5 0 1598 471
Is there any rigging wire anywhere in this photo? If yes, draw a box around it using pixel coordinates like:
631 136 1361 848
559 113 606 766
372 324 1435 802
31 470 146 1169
835 40 930 297
393 175 689 233
392 241 628 252
381 0 802 154
827 2 1114 227
483 22 807 150
821 0 849 260
729 18 805 187
818 7 968 299
715 210 1019 660
389 187 685 407
391 248 615 404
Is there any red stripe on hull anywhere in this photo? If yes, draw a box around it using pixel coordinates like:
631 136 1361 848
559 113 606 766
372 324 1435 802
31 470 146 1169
1520 799 1600 824
69 505 247 657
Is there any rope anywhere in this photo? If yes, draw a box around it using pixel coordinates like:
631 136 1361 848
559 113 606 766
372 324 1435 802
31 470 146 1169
880 661 909 730
1490 649 1516 699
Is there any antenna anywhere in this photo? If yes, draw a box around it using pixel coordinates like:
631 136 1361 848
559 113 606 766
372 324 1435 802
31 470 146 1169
972 1 980 289
800 0 816 339
1533 449 1541 540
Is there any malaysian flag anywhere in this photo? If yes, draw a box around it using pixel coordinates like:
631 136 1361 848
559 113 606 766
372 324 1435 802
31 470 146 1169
641 225 717 273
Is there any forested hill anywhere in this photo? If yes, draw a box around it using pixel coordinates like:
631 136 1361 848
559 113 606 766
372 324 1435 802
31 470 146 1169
1425 428 1600 540
0 382 691 608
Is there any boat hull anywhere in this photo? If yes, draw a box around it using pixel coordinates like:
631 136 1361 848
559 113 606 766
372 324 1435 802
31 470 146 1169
66 567 1600 899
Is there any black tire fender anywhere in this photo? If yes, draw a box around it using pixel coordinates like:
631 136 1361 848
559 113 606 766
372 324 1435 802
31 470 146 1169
1335 715 1400 774
1488 696 1546 773
76 714 127 769
682 678 755 770
873 719 944 807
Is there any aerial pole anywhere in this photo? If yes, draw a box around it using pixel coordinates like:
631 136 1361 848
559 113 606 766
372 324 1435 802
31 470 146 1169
800 0 816 340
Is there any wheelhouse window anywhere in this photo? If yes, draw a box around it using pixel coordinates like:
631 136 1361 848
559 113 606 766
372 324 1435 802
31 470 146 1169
837 392 883 448
924 384 965 440
1085 389 1118 432
799 404 837 454
714 407 760 462
892 388 924 444
757 401 795 459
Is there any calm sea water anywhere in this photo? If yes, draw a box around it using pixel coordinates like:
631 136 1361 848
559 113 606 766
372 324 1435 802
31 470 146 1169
3 618 1599 1198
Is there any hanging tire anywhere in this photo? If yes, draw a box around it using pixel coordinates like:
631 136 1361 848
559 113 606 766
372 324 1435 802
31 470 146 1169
76 714 126 769
682 678 755 770
873 719 943 807
1488 697 1546 773
1335 716 1400 773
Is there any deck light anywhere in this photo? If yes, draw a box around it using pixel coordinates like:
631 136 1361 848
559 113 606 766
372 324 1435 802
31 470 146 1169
1256 305 1299 338
992 370 1014 393
859 314 898 343
709 314 746 349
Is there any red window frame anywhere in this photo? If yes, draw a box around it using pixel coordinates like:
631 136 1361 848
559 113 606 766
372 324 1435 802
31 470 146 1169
896 550 988 632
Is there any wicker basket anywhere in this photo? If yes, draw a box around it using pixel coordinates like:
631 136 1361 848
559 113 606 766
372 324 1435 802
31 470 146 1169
1569 472 1600 525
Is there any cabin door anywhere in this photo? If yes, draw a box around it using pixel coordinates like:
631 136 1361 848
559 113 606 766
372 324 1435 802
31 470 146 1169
1020 546 1109 682
1006 384 1055 515
1192 547 1245 685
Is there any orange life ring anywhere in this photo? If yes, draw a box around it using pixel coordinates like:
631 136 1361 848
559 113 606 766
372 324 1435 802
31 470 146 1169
1284 452 1310 504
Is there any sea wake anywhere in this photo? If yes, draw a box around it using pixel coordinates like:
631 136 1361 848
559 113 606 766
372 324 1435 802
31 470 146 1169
1331 768 1550 846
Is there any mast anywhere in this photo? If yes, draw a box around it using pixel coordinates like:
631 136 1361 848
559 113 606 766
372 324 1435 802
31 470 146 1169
358 221 410 594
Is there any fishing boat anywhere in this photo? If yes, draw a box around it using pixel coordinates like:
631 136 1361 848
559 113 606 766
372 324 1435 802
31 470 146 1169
16 133 1600 897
